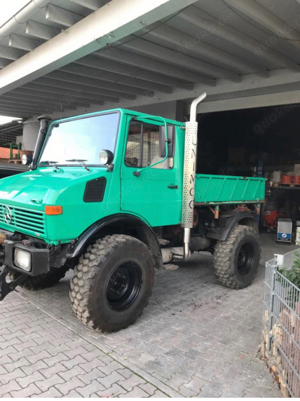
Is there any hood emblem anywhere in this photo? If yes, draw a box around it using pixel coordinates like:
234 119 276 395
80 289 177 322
4 206 13 224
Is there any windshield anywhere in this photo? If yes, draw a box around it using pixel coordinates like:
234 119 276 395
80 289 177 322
39 112 119 166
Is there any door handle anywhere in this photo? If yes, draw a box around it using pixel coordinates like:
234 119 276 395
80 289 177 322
168 185 178 189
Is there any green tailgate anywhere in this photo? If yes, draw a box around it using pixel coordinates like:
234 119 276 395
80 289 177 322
195 174 265 205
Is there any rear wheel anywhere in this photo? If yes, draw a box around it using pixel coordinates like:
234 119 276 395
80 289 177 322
213 225 260 289
70 234 155 332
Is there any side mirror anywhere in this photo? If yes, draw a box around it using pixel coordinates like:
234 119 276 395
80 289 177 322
22 154 33 166
159 125 175 158
99 149 114 165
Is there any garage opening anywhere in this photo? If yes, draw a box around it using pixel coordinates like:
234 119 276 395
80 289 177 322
197 104 300 245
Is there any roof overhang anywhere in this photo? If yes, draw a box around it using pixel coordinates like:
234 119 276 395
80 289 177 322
0 0 299 119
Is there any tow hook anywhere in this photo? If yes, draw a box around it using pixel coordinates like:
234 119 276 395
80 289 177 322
0 265 27 301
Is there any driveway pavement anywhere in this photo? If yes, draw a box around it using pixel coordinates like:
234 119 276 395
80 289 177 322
0 233 285 398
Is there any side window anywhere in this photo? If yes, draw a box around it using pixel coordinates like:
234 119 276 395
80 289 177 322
125 121 172 169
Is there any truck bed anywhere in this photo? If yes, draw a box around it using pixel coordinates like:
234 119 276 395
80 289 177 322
195 174 265 205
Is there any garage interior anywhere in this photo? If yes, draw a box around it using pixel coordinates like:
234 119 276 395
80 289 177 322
196 103 300 246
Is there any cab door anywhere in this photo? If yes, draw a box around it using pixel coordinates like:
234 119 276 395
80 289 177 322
120 117 181 227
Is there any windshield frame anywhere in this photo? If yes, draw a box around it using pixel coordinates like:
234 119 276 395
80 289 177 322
38 110 121 168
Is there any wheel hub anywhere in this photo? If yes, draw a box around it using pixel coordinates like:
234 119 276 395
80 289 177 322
106 262 142 311
237 242 254 275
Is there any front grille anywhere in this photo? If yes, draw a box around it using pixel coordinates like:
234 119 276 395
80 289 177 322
0 204 45 235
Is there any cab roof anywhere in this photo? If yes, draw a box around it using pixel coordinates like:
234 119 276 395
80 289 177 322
51 108 183 127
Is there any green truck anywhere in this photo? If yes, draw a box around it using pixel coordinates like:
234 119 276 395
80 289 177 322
0 93 265 332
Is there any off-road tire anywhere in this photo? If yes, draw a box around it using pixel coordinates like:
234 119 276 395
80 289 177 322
11 265 70 291
213 225 260 289
70 234 155 332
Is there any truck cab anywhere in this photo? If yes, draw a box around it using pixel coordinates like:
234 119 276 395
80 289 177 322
0 94 265 332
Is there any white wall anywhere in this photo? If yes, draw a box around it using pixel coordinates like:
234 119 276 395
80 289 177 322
16 135 23 147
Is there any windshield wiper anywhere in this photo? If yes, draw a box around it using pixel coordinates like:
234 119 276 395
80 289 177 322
65 159 90 172
40 160 60 170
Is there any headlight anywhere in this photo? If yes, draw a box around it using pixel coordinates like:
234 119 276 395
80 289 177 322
14 249 31 271
99 149 114 165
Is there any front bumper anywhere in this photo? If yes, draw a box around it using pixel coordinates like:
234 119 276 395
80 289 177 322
0 240 50 276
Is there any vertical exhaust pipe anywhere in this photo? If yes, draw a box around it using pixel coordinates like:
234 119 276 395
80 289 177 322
31 115 51 170
181 92 207 261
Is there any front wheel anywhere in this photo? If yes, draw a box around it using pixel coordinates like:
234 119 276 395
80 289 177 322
70 234 155 332
213 225 260 289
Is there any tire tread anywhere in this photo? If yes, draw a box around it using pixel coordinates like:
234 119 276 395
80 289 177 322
213 225 260 289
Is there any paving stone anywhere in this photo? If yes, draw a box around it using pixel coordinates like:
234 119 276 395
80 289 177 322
98 371 126 388
59 366 85 383
221 390 241 398
117 368 132 379
224 380 252 397
79 358 106 373
0 368 27 385
98 360 123 375
150 390 168 398
17 371 45 388
243 391 262 398
32 387 63 398
184 376 210 393
0 380 22 396
39 362 68 379
35 373 65 392
3 357 31 373
117 374 145 391
139 383 157 396
13 339 38 352
61 355 86 369
76 380 106 397
80 349 105 362
77 368 105 384
122 386 149 398
43 352 70 367
0 355 13 365
0 337 22 349
198 386 222 398
62 390 83 398
26 350 51 364
179 385 198 397
21 359 48 375
96 383 128 397
10 383 41 398
47 343 71 356
55 377 85 395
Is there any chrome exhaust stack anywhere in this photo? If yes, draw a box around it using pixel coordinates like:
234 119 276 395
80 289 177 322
181 92 207 261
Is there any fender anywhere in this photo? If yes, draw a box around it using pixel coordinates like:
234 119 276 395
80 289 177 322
206 211 258 241
66 213 163 268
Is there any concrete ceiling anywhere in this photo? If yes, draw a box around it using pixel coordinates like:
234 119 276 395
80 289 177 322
0 0 300 119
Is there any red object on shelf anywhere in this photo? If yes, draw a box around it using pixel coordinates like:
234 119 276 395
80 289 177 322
281 175 292 184
294 175 300 184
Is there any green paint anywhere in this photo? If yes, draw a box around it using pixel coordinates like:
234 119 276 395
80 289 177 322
0 108 265 244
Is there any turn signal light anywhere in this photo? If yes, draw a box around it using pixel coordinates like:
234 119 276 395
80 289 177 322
45 206 63 215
